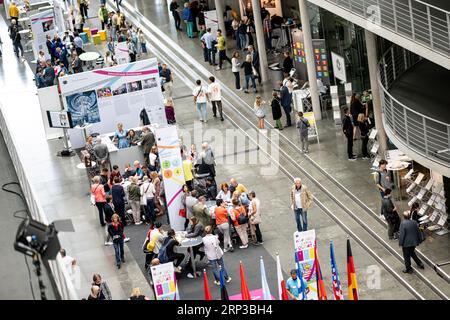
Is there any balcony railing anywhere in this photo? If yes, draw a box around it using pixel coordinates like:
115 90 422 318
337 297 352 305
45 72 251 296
378 45 450 167
323 0 450 59
0 105 78 300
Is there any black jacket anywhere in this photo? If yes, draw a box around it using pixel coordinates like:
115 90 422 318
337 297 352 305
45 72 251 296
108 223 124 242
283 56 294 74
271 98 282 120
399 219 422 247
104 203 115 223
381 197 400 224
241 61 253 76
342 115 353 137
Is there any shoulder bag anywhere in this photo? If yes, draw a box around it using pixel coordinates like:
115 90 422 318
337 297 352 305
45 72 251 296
90 184 100 205
237 208 248 225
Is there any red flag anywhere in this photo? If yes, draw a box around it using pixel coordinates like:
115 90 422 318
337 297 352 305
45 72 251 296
240 261 251 300
203 269 212 300
314 244 328 300
347 238 359 300
276 254 289 300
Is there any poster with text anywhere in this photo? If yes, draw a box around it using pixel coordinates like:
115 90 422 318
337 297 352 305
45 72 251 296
53 0 67 33
150 262 177 300
293 230 318 300
155 126 186 231
30 9 56 60
60 58 166 148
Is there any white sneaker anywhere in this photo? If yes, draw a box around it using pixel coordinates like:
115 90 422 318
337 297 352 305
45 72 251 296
348 158 357 161
175 266 182 273
187 273 194 279
238 88 243 91
239 244 248 249
104 241 113 246
226 277 232 283
124 237 130 242
135 221 143 225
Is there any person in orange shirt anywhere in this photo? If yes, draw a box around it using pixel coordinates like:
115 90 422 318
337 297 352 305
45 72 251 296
9 2 20 23
231 199 249 249
214 199 233 252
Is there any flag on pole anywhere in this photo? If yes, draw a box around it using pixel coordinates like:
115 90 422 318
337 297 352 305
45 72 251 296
239 261 251 300
330 240 344 300
347 238 359 300
294 250 307 300
203 269 212 300
219 266 229 300
314 243 327 300
259 256 272 300
174 272 181 300
276 253 289 300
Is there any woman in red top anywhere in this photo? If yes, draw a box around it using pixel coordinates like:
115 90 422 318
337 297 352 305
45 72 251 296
214 199 234 252
91 176 107 226
231 199 249 249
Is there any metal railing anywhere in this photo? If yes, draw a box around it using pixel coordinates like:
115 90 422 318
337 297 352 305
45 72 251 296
323 0 450 59
0 104 78 300
378 45 450 167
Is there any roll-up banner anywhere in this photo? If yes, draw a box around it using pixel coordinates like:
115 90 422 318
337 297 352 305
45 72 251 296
155 126 186 231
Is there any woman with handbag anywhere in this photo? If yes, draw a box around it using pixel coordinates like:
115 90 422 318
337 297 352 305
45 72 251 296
141 176 156 225
91 176 106 227
240 54 257 93
108 214 125 269
231 199 249 249
248 191 263 245
214 199 234 252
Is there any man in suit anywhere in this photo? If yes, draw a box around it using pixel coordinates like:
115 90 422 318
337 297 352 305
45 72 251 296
279 81 292 127
399 211 424 273
248 45 261 84
342 107 356 161
140 126 155 166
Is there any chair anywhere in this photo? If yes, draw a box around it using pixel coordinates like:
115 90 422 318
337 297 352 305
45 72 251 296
99 30 107 41
92 34 101 45
83 27 91 39
80 32 89 44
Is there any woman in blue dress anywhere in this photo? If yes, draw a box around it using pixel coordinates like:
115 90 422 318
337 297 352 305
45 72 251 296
114 123 129 149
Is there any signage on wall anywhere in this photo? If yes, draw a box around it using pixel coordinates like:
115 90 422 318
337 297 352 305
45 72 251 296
331 51 347 83
291 29 330 86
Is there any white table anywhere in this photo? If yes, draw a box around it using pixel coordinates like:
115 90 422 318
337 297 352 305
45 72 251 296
79 52 101 70
74 123 93 144
176 231 203 278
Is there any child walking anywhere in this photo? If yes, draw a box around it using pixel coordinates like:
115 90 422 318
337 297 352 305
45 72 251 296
254 96 266 129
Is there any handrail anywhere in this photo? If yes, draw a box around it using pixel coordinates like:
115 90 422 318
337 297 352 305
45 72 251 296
378 45 450 167
318 0 450 58
0 104 78 300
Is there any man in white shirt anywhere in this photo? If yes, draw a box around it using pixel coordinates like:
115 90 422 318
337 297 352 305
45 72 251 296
141 176 156 224
202 226 232 285
207 76 224 121
193 79 208 122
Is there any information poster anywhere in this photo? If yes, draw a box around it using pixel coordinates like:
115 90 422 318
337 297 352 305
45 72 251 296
331 51 347 83
293 230 318 300
60 58 166 149
150 262 177 300
155 126 186 231
114 41 130 65
204 10 218 35
303 112 319 143
291 29 330 85
30 9 56 60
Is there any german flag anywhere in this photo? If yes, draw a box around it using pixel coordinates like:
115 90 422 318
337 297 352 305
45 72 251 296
347 238 359 300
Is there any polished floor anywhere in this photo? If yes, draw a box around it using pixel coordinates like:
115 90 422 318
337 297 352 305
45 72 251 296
0 0 449 300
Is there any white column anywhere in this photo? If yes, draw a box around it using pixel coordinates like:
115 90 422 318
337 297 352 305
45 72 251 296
251 0 268 82
298 0 321 120
364 29 388 157
214 0 226 35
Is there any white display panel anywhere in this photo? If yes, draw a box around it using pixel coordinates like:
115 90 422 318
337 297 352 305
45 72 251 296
30 9 56 60
59 58 166 149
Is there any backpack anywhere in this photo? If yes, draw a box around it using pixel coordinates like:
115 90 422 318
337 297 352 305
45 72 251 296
157 237 170 263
